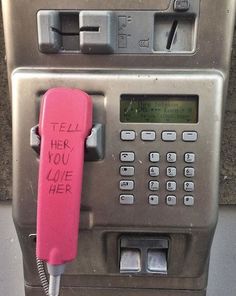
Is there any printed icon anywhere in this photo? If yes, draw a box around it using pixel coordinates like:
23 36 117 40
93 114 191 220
118 16 127 32
118 35 128 48
139 38 150 48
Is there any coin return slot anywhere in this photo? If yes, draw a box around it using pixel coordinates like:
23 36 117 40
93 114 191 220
80 26 100 32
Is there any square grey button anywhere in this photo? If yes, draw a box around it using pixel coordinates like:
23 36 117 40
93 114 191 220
120 194 135 205
166 167 177 177
149 167 160 177
184 167 195 177
184 196 194 206
149 152 160 162
162 131 177 142
166 195 177 206
166 181 177 192
184 153 195 163
121 130 136 141
120 152 135 162
149 181 159 191
166 153 177 163
149 195 159 205
120 180 134 190
120 166 135 176
184 181 194 192
141 131 156 141
182 131 198 142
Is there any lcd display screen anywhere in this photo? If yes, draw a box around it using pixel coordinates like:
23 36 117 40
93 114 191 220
120 95 198 123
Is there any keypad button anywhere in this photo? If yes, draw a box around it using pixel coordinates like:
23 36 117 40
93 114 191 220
120 195 135 205
149 152 160 162
184 196 194 206
149 195 159 205
184 167 195 178
120 152 135 162
166 195 177 206
184 181 194 192
149 181 159 191
162 131 177 142
182 131 198 142
184 153 195 163
141 131 156 141
166 167 177 177
121 130 136 141
166 181 177 192
120 180 134 190
149 166 160 177
120 166 135 176
166 153 177 163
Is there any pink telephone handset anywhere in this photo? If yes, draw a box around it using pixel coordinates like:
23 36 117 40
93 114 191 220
36 88 93 296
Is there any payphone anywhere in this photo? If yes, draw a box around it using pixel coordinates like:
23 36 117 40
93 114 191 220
2 0 236 295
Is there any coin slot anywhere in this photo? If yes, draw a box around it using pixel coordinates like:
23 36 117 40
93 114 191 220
166 20 178 50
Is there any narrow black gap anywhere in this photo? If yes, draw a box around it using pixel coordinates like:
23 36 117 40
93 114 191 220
166 20 178 50
51 27 80 36
80 26 100 32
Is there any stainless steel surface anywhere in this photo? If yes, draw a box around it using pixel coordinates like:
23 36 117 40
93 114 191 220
2 0 236 295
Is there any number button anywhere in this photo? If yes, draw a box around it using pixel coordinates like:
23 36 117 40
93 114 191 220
184 153 195 163
166 167 176 177
166 195 177 206
184 167 195 178
149 152 160 162
184 196 194 206
184 181 194 192
149 167 159 177
166 153 177 163
149 195 159 205
120 152 135 162
120 166 135 176
149 181 159 191
121 130 136 141
120 180 134 190
166 181 177 192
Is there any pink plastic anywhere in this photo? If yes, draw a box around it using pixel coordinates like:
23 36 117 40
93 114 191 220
36 88 93 265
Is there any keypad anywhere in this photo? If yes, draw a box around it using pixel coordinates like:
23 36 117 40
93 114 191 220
119 130 197 207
